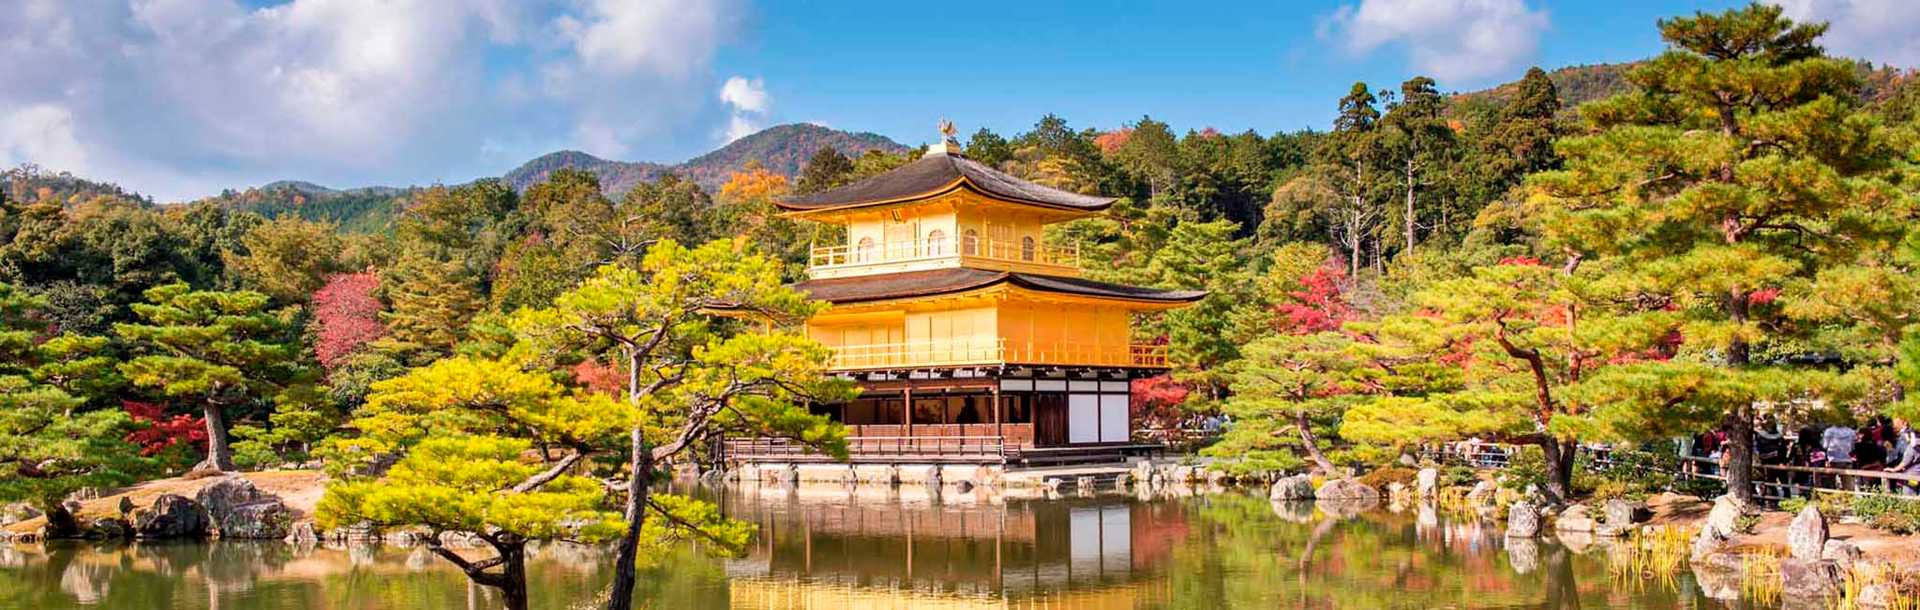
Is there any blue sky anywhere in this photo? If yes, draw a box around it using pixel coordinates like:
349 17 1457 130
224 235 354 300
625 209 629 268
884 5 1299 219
3 0 1913 202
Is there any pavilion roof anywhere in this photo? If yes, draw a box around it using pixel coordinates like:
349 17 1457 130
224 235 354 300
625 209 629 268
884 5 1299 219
775 152 1115 213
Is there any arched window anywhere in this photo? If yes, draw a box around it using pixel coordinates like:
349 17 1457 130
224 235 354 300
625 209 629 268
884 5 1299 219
1021 236 1036 261
961 229 980 255
926 229 947 256
856 236 876 262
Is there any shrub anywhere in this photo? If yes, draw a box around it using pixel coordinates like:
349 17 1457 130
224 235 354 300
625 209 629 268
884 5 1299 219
1357 466 1418 489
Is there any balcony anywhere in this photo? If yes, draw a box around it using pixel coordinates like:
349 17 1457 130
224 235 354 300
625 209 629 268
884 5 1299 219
808 236 1079 278
827 337 1169 370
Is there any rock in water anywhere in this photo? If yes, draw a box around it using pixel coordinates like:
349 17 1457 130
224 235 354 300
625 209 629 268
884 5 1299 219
1780 558 1842 599
221 500 292 539
81 518 131 540
1554 504 1594 533
1269 474 1315 501
1415 468 1439 498
285 521 319 545
133 494 209 539
1315 479 1379 501
1787 505 1828 561
1506 500 1542 538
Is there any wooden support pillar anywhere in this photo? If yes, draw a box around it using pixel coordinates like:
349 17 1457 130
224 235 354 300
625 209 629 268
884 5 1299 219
904 386 913 438
993 385 1003 440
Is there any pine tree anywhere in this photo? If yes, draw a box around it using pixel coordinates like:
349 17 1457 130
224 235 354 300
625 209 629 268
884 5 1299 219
318 357 639 610
115 283 307 471
1317 83 1389 275
794 145 855 195
505 238 855 610
0 282 144 515
1379 76 1454 254
1528 4 1902 505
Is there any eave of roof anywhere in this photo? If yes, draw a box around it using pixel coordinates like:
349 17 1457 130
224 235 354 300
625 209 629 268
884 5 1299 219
790 268 1206 306
775 152 1116 213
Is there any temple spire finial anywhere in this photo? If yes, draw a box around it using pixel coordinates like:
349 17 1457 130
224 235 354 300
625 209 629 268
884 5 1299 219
929 119 961 156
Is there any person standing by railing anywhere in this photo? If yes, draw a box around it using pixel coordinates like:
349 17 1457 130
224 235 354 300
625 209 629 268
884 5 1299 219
1887 418 1920 494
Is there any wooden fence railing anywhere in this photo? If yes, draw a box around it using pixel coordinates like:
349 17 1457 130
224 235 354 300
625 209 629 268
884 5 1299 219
1423 444 1920 501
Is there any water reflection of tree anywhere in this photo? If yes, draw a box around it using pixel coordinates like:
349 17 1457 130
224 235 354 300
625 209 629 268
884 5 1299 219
0 541 626 609
1165 494 1690 608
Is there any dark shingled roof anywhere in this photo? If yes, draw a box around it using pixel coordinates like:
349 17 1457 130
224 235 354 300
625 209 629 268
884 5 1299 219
777 152 1116 212
792 268 1206 305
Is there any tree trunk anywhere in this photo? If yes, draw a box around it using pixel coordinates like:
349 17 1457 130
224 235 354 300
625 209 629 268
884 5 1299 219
1538 436 1577 506
1295 410 1336 475
1721 405 1756 506
1403 160 1416 253
603 427 653 610
199 403 234 472
499 543 530 610
1721 289 1757 506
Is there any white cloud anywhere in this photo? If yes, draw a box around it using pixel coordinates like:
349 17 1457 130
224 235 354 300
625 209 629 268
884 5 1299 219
0 104 89 173
720 76 770 113
558 0 731 78
718 76 769 143
1321 0 1550 83
0 0 743 200
1772 0 1920 68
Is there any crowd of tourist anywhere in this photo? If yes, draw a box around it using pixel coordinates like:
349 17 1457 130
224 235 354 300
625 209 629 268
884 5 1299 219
1685 416 1920 492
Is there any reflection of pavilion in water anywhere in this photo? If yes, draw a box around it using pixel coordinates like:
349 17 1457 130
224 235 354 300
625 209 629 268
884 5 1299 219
715 485 1188 607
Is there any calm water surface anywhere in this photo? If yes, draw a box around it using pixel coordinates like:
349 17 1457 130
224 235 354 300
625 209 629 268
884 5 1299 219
0 485 1757 609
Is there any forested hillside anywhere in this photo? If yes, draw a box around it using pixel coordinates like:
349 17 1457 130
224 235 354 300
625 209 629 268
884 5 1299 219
195 123 905 233
504 123 903 195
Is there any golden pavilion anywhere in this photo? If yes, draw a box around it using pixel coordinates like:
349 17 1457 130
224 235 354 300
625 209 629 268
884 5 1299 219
729 123 1203 466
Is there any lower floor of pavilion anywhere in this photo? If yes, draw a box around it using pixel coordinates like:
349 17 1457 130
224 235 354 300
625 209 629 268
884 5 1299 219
721 366 1166 465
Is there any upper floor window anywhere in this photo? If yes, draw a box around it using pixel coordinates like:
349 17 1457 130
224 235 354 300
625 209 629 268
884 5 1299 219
1021 236 1036 261
961 229 980 255
856 236 876 262
926 229 947 256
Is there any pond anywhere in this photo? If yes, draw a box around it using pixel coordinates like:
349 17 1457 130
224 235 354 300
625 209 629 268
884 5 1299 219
0 484 1753 609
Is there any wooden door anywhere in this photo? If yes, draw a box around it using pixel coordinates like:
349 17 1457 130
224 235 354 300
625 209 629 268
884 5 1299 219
1033 394 1068 447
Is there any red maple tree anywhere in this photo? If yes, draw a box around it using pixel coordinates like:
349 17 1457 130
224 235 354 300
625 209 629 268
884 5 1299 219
311 272 387 371
123 401 207 456
1273 258 1352 335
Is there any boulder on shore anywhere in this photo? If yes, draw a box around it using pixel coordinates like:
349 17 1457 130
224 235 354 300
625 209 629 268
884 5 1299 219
1787 505 1828 562
195 476 295 539
41 504 80 540
1691 495 1748 560
133 494 209 539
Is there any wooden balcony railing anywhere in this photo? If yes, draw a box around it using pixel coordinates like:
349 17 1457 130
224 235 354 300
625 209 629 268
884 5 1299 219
808 237 1079 272
724 435 1009 460
828 337 1169 370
